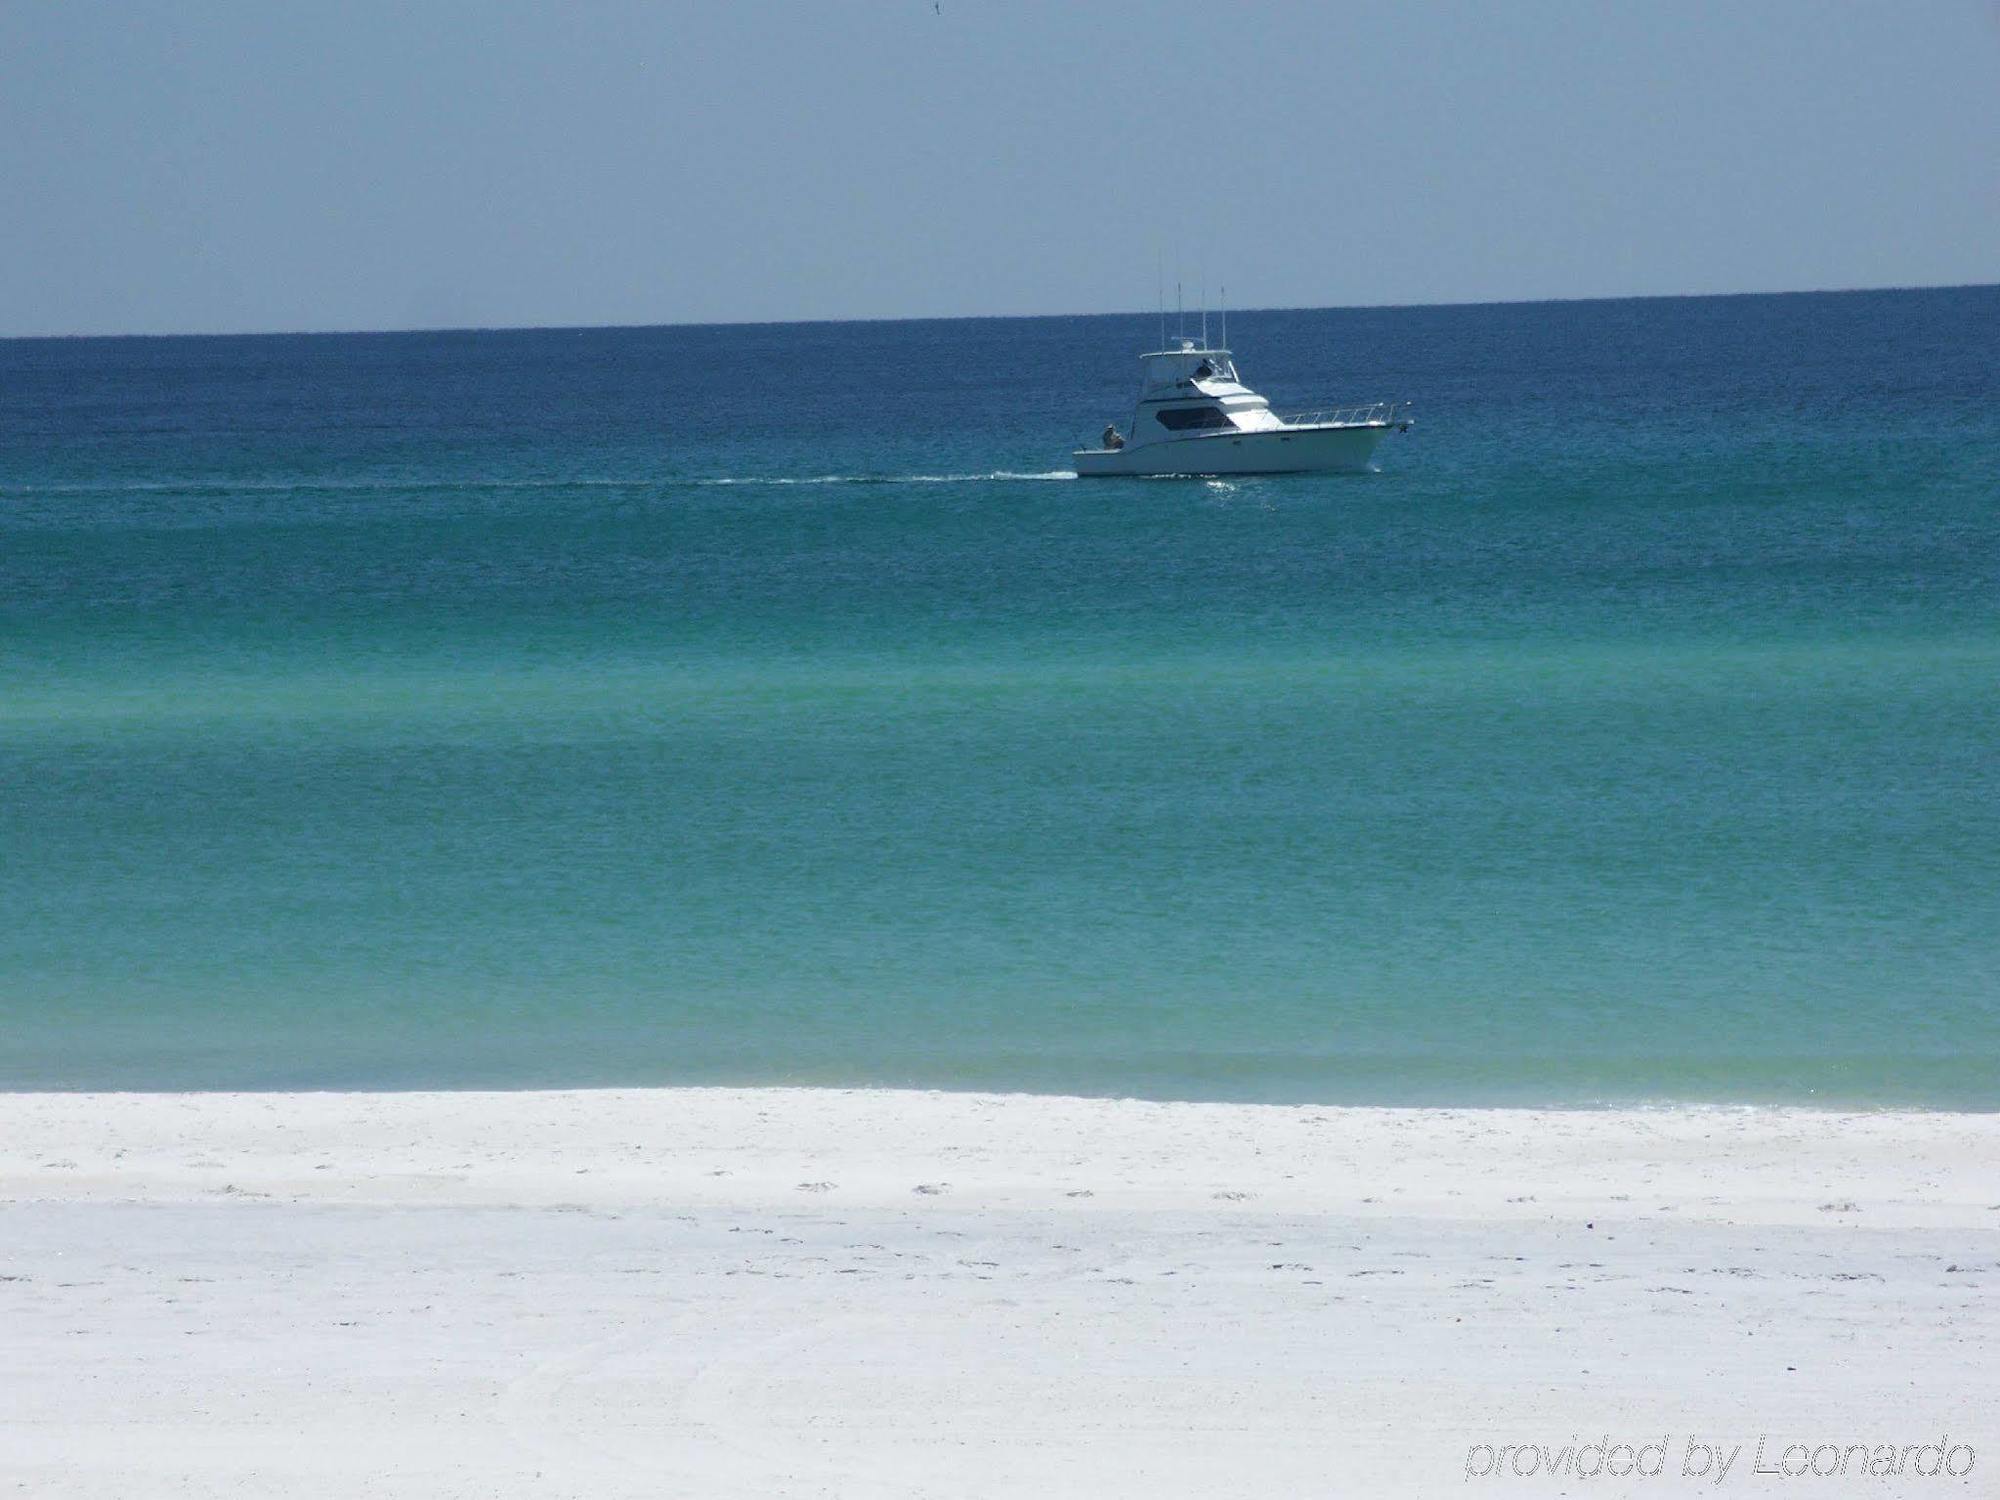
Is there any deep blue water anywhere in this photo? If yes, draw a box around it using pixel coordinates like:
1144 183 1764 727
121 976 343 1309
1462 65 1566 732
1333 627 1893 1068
3 288 1996 1103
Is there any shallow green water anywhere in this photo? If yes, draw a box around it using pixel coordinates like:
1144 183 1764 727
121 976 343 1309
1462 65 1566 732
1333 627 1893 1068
4 291 1996 1101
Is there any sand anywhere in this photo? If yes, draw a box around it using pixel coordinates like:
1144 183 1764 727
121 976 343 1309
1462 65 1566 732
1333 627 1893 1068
2 1089 1994 1497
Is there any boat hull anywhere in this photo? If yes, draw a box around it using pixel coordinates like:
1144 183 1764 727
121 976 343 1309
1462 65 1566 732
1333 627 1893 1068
1072 422 1390 477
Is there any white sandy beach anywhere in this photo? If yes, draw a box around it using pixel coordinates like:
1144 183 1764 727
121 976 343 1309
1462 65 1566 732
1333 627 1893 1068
2 1089 1994 1497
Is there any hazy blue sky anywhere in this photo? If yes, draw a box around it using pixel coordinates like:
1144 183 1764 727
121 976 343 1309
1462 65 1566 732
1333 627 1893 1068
4 1 1996 336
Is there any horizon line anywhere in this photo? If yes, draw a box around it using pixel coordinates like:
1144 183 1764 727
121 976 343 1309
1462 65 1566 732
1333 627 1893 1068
5 278 1995 344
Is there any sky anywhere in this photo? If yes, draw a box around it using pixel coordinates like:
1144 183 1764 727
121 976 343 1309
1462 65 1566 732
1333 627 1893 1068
2 0 1997 337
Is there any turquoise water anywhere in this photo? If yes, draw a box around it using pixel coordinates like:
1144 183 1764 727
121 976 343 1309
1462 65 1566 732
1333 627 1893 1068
4 289 1997 1103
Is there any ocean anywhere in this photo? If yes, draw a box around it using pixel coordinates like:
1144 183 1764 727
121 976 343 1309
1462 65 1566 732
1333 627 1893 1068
3 287 1996 1104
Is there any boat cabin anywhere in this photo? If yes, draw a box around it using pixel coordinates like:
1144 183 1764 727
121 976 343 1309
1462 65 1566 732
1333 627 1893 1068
1129 340 1283 443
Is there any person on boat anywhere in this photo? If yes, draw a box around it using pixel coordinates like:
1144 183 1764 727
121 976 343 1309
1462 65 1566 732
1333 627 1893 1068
1102 424 1125 450
1193 358 1214 380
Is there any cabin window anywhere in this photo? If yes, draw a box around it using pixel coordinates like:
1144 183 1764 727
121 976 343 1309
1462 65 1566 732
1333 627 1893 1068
1155 405 1232 431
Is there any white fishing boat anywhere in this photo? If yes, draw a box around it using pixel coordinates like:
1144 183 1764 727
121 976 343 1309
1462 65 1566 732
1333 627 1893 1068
1073 337 1410 478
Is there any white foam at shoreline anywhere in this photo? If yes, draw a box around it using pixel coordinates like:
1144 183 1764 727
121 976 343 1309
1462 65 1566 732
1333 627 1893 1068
6 1087 1995 1222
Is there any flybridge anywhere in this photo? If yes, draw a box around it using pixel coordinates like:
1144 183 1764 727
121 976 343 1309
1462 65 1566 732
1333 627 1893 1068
1138 341 1242 393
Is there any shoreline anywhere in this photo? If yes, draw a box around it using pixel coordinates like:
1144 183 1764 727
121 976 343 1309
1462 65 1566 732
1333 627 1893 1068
5 1089 1994 1496
6 1087 1998 1222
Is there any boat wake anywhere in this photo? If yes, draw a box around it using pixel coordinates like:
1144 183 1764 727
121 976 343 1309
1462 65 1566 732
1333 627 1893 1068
694 471 1078 486
0 477 659 498
1 471 1080 499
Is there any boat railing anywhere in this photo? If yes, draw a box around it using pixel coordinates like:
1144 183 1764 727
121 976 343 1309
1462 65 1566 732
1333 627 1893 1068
1277 400 1411 429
